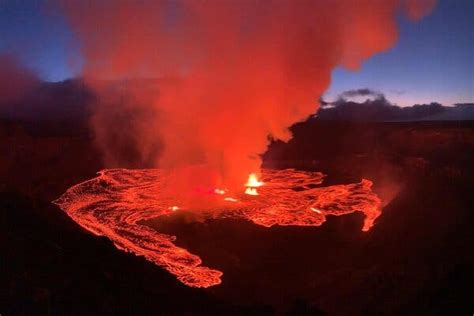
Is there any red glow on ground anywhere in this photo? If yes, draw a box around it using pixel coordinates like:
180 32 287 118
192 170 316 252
54 168 381 288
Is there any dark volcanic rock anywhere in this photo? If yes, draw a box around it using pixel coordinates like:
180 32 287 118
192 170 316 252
1 119 473 315
0 192 273 315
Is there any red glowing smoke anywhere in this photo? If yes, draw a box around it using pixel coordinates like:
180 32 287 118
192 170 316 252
61 0 435 194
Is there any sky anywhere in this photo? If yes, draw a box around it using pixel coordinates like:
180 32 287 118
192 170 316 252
0 0 472 107
324 0 473 106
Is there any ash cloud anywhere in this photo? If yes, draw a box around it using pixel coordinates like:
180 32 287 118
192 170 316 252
58 0 436 195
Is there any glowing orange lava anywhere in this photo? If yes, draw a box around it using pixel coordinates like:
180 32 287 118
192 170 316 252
54 168 381 288
245 173 264 195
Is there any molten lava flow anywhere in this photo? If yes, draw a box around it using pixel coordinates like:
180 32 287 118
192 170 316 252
214 188 226 195
54 168 381 288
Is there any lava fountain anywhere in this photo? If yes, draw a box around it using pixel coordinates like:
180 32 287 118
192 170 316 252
54 168 381 288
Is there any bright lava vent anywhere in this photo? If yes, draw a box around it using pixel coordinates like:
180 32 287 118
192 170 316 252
54 168 381 288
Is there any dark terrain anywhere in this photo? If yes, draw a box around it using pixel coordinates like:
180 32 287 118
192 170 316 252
1 118 473 315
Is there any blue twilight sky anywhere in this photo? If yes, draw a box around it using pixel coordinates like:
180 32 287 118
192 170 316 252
324 0 473 107
0 0 472 107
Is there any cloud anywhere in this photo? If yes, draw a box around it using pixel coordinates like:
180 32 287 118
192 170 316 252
318 89 473 121
338 88 385 100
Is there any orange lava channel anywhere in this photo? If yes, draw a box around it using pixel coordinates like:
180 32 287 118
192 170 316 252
54 169 381 288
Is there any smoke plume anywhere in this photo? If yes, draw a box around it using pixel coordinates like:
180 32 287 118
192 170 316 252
60 0 435 195
0 54 40 107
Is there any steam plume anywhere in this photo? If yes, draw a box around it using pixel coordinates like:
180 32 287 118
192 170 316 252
61 0 435 195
